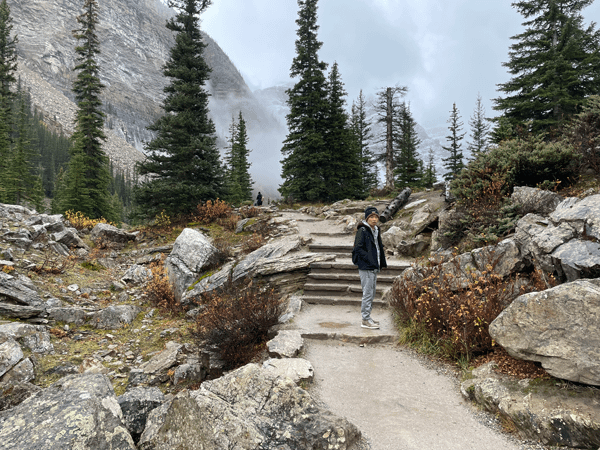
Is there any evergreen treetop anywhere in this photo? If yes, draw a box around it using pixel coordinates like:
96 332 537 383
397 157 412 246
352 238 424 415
494 0 600 133
442 102 466 181
280 0 330 201
134 0 225 219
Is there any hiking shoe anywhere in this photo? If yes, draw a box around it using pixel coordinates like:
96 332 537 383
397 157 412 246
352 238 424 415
361 319 379 330
370 318 380 325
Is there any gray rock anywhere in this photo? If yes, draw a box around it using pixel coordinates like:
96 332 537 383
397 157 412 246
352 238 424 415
139 363 360 450
1 357 34 383
381 225 408 250
490 279 600 385
117 386 164 443
0 374 136 449
267 330 304 358
0 302 43 319
0 272 44 306
262 358 314 384
165 228 220 300
47 306 90 325
2 230 32 249
511 186 563 215
52 227 88 249
121 264 153 285
551 239 600 281
140 341 183 375
173 358 206 385
235 218 251 233
0 380 40 411
396 236 430 257
0 338 22 378
550 194 600 239
278 294 302 324
0 323 54 354
462 363 600 449
90 223 137 246
182 236 329 302
89 305 141 330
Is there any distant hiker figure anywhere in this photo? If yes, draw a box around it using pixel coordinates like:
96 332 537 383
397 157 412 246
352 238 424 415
352 206 387 329
256 192 263 206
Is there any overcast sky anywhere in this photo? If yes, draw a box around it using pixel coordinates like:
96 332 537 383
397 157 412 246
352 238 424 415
201 0 600 130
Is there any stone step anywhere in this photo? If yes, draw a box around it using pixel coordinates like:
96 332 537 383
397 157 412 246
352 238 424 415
301 296 386 307
309 244 354 253
310 260 411 272
303 283 387 296
278 303 397 344
307 273 398 284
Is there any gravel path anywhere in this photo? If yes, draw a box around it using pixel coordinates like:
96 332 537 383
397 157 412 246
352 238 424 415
305 341 547 450
277 209 549 450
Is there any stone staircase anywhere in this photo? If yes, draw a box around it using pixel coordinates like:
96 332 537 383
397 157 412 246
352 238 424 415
302 253 410 306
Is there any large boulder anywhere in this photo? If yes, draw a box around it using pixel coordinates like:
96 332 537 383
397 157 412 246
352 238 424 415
0 338 22 378
117 387 165 443
90 223 137 248
138 363 361 450
511 186 563 215
165 228 220 300
462 362 600 449
0 373 136 449
489 279 600 386
0 322 53 354
0 272 44 307
182 235 334 303
89 305 142 330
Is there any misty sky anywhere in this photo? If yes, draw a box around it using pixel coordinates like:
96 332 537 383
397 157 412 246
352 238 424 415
201 0 600 130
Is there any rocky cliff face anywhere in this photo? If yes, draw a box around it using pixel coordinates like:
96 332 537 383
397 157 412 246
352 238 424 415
8 0 281 176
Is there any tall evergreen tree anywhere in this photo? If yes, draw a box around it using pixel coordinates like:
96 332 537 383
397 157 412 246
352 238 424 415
442 103 465 181
58 0 116 221
0 0 17 202
6 90 43 210
394 102 424 188
224 111 253 205
351 89 377 196
494 0 600 133
373 85 407 190
422 146 438 188
134 0 224 218
467 93 490 159
279 0 330 201
323 62 361 200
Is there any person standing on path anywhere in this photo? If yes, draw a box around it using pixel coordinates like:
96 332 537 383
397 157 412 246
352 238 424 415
352 206 387 329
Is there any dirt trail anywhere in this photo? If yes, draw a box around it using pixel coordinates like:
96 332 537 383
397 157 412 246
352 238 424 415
277 210 546 450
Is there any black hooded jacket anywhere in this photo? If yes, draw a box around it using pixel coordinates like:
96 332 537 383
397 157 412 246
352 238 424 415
352 222 387 271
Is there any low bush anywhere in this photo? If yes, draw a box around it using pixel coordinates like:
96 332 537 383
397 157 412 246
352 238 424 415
391 251 555 362
452 135 580 201
193 278 282 371
65 210 116 230
145 260 178 313
196 199 232 223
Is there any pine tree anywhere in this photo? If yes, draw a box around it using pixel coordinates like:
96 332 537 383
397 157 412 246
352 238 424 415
0 0 17 202
323 62 360 200
60 0 116 221
394 102 424 188
422 146 437 188
134 0 224 219
494 0 600 133
442 103 465 181
225 112 253 205
0 0 16 108
467 93 490 159
350 90 377 197
279 0 330 201
373 85 407 190
6 90 43 210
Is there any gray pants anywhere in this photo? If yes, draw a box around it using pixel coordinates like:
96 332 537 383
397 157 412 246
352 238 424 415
359 269 377 321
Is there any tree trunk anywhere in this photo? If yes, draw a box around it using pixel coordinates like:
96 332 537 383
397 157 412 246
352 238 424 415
379 187 411 223
385 87 394 190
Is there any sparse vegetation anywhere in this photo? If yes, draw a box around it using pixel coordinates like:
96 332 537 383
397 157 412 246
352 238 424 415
390 249 556 364
193 278 282 371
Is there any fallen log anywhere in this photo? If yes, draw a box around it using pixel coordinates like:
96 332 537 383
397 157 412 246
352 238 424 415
379 188 411 223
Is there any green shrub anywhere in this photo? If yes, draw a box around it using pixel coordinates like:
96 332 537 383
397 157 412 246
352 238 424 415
452 135 580 202
564 95 600 174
